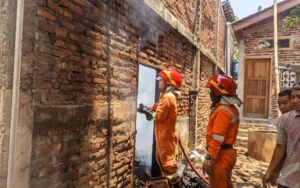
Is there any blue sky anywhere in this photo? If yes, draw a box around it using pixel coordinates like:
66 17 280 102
229 0 284 20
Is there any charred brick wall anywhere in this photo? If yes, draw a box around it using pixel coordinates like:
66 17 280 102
0 0 228 186
27 0 194 187
243 19 300 117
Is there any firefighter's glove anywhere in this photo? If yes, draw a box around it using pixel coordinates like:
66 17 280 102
137 103 153 121
202 154 212 175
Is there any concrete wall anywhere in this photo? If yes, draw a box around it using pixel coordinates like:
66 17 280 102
0 0 17 187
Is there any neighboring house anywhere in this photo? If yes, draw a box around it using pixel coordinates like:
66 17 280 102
0 0 233 187
232 0 300 120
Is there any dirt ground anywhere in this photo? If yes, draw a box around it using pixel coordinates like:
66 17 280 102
233 147 270 187
186 146 272 188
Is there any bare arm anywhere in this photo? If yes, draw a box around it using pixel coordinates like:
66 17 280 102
275 152 286 173
263 116 287 187
267 144 286 173
263 144 286 187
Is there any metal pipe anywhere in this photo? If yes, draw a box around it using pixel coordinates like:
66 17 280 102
7 0 25 187
226 22 231 76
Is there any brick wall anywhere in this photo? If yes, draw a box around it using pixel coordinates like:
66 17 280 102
218 7 226 70
27 0 194 187
243 20 300 117
161 0 196 32
196 55 214 151
200 0 216 55
0 0 229 186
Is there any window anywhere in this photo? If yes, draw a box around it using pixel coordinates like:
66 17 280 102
258 39 290 49
281 70 297 89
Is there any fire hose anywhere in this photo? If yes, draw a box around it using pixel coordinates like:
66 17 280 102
178 138 210 186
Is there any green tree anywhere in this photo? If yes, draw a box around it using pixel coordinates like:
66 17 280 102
283 5 300 28
233 43 239 62
258 5 263 11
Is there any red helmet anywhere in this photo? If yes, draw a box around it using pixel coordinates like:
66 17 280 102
158 68 182 89
206 74 236 95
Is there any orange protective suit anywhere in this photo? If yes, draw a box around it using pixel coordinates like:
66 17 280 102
206 103 240 188
153 91 178 177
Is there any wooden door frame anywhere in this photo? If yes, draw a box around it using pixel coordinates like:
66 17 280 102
243 56 273 119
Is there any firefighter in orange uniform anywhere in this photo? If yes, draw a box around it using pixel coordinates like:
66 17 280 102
202 74 243 188
138 68 183 188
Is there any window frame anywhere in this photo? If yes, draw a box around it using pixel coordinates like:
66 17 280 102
257 37 292 51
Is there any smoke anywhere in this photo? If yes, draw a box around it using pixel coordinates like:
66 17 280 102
124 0 172 47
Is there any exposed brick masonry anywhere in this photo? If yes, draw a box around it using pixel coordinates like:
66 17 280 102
200 0 216 55
196 55 215 151
161 0 196 32
30 0 195 187
243 18 300 117
0 0 229 187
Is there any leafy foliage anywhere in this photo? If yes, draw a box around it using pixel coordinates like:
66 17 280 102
233 43 239 62
283 5 300 28
258 5 263 11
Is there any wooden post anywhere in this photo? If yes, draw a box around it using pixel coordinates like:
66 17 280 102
274 0 281 116
189 0 201 149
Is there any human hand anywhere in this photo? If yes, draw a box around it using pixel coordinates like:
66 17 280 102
262 171 278 188
202 159 212 175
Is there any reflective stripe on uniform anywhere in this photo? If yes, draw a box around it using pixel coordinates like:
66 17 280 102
212 133 225 142
231 115 239 123
165 172 179 180
212 105 239 123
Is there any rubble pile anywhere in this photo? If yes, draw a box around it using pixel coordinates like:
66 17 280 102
187 147 272 188
135 147 273 187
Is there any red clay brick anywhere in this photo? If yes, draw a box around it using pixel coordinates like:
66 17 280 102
91 41 105 51
61 20 75 30
81 46 103 58
63 10 73 19
85 30 107 43
93 78 107 84
47 1 64 14
39 22 55 33
68 55 82 62
55 40 79 52
37 8 56 22
55 27 68 37
74 0 92 8
78 174 91 185
60 0 84 16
